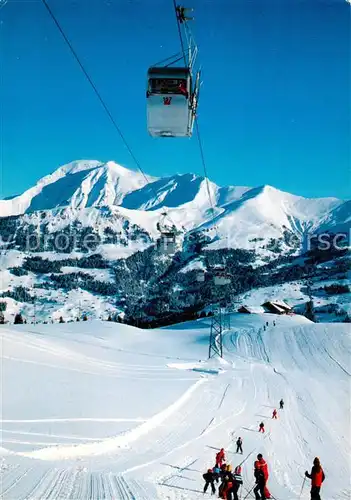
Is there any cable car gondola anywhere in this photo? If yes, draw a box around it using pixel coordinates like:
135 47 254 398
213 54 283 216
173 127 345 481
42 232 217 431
211 264 231 286
156 212 178 255
196 270 206 282
146 4 201 138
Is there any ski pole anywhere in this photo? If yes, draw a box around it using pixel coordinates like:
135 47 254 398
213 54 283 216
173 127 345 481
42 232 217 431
299 476 306 499
239 448 255 467
243 484 255 500
239 483 246 500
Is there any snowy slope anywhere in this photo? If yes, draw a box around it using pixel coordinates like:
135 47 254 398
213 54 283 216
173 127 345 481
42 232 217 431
236 275 351 323
1 316 350 499
196 185 345 251
317 199 351 235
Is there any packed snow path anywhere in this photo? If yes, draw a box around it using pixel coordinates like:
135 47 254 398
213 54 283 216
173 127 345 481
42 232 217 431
1 315 350 499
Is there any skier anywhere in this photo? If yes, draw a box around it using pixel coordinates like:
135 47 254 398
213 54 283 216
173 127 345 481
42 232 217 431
279 398 284 410
259 421 265 433
254 454 271 499
219 466 233 499
219 463 228 480
222 477 233 500
218 472 227 498
213 466 220 483
273 320 276 326
231 465 243 500
203 468 216 495
254 466 266 500
272 409 278 419
216 448 226 468
305 457 325 500
236 437 243 454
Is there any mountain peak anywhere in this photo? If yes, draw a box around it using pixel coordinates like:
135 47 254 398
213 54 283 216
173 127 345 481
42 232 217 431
55 160 103 176
0 160 152 216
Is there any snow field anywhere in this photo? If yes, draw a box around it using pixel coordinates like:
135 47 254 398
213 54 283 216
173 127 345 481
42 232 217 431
0 314 350 499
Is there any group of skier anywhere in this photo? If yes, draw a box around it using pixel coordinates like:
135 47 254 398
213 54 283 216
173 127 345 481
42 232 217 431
203 448 243 500
203 398 326 499
203 448 269 500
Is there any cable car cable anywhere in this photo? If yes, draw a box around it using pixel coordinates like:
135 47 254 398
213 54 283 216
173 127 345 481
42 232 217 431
41 0 180 231
151 50 184 68
172 0 187 67
194 118 217 226
41 0 148 185
171 2 219 239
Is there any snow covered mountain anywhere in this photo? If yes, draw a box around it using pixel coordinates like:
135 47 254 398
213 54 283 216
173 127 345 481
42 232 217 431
0 160 349 325
1 160 349 250
0 161 153 217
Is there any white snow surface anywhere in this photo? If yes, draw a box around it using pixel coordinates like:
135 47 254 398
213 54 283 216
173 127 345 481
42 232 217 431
1 315 350 499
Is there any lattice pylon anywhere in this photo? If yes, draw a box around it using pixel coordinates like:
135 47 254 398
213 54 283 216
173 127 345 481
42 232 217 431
209 306 223 358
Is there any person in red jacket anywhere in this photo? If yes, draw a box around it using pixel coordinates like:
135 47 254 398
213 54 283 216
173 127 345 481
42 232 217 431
259 422 265 433
221 477 233 500
216 448 226 467
305 457 325 500
178 80 189 98
254 454 271 499
272 409 277 419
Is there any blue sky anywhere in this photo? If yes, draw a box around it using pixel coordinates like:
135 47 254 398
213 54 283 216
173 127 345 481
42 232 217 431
1 0 350 200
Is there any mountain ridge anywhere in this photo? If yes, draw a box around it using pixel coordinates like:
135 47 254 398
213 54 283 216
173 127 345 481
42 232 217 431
0 160 349 256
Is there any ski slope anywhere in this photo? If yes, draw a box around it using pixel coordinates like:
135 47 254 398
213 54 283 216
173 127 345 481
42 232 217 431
1 314 350 499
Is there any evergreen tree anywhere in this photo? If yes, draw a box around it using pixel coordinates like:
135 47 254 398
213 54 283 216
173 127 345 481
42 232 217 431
107 314 112 321
59 316 65 323
82 314 88 321
76 317 80 322
0 311 5 324
14 313 24 324
304 300 316 322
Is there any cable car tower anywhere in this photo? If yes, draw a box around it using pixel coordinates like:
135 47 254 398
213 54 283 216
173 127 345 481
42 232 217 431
208 265 232 359
209 305 223 358
146 4 201 138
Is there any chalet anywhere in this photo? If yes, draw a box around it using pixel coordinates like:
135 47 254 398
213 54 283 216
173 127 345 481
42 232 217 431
261 300 292 315
238 305 266 314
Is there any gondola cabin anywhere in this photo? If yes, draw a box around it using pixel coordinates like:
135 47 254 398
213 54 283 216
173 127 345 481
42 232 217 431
211 264 231 286
196 270 206 282
214 275 231 286
157 231 177 255
146 67 194 137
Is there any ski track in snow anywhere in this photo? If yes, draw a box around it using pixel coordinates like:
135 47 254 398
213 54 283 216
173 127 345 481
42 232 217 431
1 316 350 499
1 465 155 500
